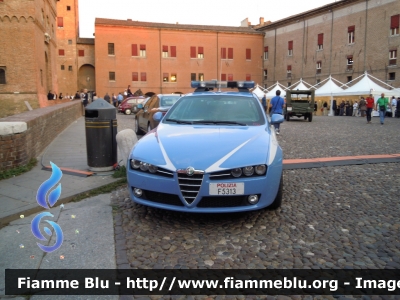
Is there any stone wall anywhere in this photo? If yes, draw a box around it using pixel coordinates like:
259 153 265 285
0 101 82 170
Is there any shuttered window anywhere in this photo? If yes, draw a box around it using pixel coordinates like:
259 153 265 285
132 44 138 56
132 72 138 81
228 74 233 81
59 49 65 56
78 50 84 56
221 48 226 59
390 15 399 29
170 46 176 57
288 41 293 50
221 73 226 81
57 17 63 27
190 46 196 58
246 74 251 81
141 72 147 81
246 49 251 60
228 48 233 59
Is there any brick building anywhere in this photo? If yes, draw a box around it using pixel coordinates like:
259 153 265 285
256 0 400 89
94 19 264 97
0 0 59 116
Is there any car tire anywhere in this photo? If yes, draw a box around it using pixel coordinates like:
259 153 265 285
134 117 144 135
125 109 131 115
308 113 313 122
268 174 283 210
285 113 290 121
304 114 307 120
147 123 152 132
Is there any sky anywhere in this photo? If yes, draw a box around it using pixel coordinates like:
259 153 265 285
78 0 337 38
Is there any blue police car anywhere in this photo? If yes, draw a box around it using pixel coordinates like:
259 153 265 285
127 81 284 213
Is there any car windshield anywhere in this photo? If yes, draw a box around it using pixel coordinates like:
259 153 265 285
164 95 265 126
160 96 181 107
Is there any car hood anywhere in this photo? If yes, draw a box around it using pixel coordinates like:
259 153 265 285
131 123 273 172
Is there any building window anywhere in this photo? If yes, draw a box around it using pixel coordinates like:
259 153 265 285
170 74 177 82
264 46 268 60
317 33 323 50
288 41 293 56
190 46 196 58
57 17 63 28
197 47 203 59
348 26 355 44
316 61 322 74
163 73 169 82
68 39 72 45
199 73 204 81
162 45 169 58
140 72 147 81
109 72 115 81
388 72 396 81
68 66 72 71
0 68 6 84
227 74 233 81
390 15 399 35
78 49 84 57
221 73 226 81
191 73 196 81
264 69 267 80
132 72 138 81
246 48 251 60
108 43 114 55
66 5 70 10
287 82 291 87
246 74 251 81
316 79 321 85
287 65 292 78
140 44 146 57
347 76 352 82
221 47 226 59
59 49 65 56
389 50 397 65
61 65 65 70
40 69 43 86
170 46 176 58
347 55 353 70
228 48 233 59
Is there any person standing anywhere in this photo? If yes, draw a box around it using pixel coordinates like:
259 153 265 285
323 101 328 116
112 93 117 107
82 89 89 107
359 97 367 118
261 93 267 112
117 92 124 105
375 93 389 125
352 101 358 116
339 100 345 116
365 94 374 123
127 85 133 97
269 90 285 135
391 96 397 118
397 97 400 118
47 91 54 100
104 92 111 103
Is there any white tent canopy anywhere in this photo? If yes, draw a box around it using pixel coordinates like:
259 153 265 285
251 85 266 99
314 76 345 96
265 82 287 99
332 72 398 96
288 79 313 91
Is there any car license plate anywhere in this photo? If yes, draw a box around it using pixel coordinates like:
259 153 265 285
287 107 292 111
209 183 244 195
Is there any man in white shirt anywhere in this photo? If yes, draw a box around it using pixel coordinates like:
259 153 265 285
391 96 397 117
352 101 359 116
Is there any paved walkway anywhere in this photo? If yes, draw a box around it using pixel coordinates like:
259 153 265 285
0 117 120 227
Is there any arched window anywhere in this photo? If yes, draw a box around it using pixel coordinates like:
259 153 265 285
0 68 6 84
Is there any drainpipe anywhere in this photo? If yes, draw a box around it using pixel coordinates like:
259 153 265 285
159 29 162 94
364 0 368 71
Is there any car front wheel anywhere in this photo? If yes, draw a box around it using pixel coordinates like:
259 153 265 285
125 109 131 115
268 174 283 210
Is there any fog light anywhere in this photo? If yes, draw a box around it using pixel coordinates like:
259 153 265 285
133 188 143 197
248 195 259 204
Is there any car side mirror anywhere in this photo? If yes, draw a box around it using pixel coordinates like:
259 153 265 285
271 114 284 124
153 112 163 122
137 104 143 109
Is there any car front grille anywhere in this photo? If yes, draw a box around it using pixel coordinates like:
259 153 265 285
197 194 260 208
140 189 184 206
177 173 203 204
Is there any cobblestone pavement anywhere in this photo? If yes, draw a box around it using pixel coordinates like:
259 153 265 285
113 113 400 300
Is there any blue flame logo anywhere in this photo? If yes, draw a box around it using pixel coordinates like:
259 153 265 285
31 162 64 252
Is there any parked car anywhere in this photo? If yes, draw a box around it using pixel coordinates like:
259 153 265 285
118 96 146 115
134 94 181 134
127 81 284 213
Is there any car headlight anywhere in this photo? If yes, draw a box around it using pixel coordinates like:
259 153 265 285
140 162 149 171
231 168 242 177
148 165 158 173
243 166 254 176
131 159 141 169
254 165 267 175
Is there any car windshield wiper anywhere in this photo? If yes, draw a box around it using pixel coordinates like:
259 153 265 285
192 120 247 126
165 118 193 124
